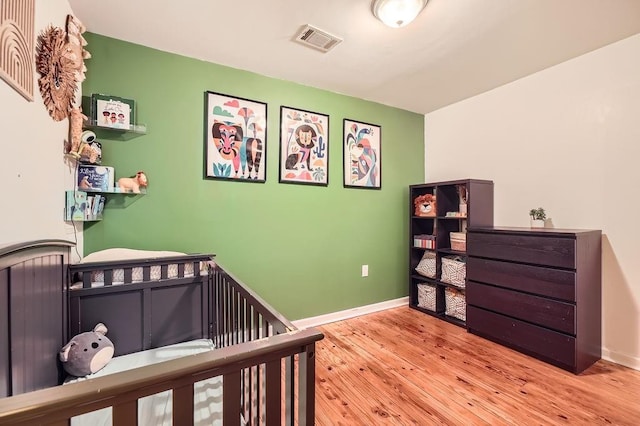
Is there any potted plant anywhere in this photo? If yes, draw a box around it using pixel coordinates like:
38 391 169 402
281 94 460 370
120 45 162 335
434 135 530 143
529 207 546 228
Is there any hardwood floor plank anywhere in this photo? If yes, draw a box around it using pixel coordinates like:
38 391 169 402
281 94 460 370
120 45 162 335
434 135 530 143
338 316 553 425
314 307 640 425
367 312 608 423
318 328 467 425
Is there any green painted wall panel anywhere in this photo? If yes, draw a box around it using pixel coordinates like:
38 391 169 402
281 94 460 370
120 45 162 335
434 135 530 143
82 33 424 320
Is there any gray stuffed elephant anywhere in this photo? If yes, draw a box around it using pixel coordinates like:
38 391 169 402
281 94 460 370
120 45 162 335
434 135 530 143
59 323 114 377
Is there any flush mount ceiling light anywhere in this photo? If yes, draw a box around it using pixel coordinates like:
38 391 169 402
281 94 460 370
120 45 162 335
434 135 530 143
372 0 428 28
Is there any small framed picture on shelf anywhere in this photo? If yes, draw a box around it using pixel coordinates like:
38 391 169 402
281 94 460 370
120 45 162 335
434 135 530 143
279 106 329 186
91 94 135 129
343 118 381 189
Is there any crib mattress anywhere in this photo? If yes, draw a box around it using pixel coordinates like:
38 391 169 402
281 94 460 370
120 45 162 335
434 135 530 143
66 339 223 425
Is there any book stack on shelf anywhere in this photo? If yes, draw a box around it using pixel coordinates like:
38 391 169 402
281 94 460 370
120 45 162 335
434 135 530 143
64 191 105 222
77 165 115 192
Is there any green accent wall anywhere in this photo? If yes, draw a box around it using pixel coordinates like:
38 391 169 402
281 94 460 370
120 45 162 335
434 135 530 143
82 33 424 320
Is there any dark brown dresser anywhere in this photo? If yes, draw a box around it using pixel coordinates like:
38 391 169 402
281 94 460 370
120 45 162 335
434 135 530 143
466 227 601 374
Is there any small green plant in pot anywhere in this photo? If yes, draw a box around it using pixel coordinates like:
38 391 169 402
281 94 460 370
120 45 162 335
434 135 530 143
529 207 546 228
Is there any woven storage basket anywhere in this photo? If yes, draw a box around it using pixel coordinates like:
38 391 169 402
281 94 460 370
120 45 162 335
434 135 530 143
417 283 437 311
450 232 467 252
441 256 466 288
445 287 466 321
415 251 436 278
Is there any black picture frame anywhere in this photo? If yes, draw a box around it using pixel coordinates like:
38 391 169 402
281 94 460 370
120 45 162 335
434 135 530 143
343 118 382 189
203 91 267 182
278 106 329 186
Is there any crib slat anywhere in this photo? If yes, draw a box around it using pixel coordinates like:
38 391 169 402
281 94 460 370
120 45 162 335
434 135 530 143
265 359 282 425
173 384 194 425
298 344 316 426
235 289 241 345
225 279 231 347
284 355 294 426
224 370 242 425
112 400 137 426
161 264 168 279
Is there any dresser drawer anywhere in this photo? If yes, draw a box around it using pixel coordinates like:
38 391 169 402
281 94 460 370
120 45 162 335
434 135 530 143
468 232 575 268
467 282 576 334
467 257 576 302
467 306 576 370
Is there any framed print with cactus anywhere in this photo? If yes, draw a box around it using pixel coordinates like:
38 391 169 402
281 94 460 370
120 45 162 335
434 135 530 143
278 106 329 186
343 119 381 189
204 91 267 182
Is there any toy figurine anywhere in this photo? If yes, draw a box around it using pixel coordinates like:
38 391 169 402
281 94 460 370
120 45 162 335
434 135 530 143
117 171 148 193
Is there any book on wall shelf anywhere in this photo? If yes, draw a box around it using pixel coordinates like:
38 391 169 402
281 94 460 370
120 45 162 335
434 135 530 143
77 165 115 192
64 190 105 221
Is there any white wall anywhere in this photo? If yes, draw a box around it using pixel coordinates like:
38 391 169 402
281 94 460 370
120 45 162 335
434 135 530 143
0 0 82 259
425 34 640 370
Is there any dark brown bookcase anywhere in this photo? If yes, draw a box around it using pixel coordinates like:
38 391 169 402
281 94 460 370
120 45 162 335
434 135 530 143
408 179 494 327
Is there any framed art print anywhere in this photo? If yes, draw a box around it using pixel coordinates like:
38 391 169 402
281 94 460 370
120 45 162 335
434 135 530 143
279 106 329 186
343 119 381 189
204 91 267 182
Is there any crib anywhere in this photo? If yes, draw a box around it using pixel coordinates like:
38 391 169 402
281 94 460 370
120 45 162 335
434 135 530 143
0 240 323 425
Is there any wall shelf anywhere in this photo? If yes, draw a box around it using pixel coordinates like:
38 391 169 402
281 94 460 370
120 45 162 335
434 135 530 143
83 120 147 141
83 188 147 209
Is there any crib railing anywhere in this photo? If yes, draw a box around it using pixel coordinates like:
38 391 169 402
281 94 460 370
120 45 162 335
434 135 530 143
0 264 324 426
211 264 316 425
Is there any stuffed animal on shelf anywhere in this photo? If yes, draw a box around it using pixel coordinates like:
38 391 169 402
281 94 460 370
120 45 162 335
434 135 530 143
414 194 437 217
59 323 114 377
117 171 148 193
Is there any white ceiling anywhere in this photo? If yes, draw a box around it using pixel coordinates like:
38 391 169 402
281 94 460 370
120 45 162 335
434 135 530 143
67 0 640 115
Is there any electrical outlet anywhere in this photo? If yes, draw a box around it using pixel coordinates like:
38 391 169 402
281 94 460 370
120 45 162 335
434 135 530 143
361 264 369 277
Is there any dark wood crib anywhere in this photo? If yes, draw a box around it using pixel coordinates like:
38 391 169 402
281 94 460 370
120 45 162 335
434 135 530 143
0 240 323 425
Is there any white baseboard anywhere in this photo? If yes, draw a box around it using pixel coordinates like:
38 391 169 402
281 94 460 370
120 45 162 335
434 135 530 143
292 297 409 329
602 348 640 371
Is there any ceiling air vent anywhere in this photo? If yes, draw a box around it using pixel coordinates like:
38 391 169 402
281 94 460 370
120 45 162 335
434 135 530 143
294 24 342 53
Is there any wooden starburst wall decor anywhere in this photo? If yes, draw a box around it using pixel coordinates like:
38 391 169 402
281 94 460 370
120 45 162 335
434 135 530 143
0 0 35 101
36 24 76 121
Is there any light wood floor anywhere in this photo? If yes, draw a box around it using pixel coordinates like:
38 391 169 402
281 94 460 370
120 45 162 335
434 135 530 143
314 306 640 425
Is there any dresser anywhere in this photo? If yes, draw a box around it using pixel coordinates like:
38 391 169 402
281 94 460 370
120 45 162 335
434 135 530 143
466 227 601 374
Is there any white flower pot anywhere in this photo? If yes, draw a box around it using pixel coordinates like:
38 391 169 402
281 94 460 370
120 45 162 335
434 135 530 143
530 219 545 228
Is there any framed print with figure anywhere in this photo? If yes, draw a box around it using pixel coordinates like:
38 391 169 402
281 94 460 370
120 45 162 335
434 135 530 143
204 91 267 182
279 106 329 186
343 119 381 189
